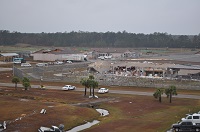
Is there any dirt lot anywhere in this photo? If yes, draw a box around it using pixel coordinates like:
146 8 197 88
1 69 200 132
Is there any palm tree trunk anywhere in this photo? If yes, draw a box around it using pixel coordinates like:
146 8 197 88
92 87 95 97
170 93 172 103
15 83 17 90
159 96 162 103
84 87 87 96
90 87 92 96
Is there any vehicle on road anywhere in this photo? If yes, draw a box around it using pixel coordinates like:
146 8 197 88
182 113 200 125
66 60 72 63
21 63 31 67
54 61 64 65
98 88 109 94
38 125 61 132
62 85 76 90
171 121 200 132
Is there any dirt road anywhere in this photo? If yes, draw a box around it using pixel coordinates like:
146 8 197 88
1 82 200 100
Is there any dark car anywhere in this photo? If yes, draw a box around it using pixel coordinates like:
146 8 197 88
172 121 200 132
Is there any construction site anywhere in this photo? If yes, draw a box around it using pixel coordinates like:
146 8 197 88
12 52 200 90
0 47 199 89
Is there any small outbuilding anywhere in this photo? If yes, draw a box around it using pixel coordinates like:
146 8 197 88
0 53 19 62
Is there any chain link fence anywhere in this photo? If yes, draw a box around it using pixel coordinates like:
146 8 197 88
14 62 200 90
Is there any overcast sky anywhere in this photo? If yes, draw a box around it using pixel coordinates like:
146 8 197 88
0 0 199 35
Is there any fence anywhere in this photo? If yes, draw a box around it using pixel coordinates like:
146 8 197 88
14 63 200 90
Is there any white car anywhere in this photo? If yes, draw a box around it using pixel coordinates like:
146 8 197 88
21 63 31 67
62 85 76 90
66 60 72 63
54 61 64 65
98 88 109 94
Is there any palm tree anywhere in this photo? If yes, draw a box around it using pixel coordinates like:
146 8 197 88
153 88 164 103
22 77 31 90
165 85 177 103
22 77 30 84
23 81 30 90
80 78 89 97
12 77 20 90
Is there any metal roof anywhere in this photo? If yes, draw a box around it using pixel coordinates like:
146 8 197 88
32 48 81 54
0 53 19 57
168 64 200 70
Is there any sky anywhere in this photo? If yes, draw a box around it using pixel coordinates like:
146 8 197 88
0 0 200 35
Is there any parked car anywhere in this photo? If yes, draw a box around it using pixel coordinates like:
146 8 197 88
171 121 200 132
38 125 61 132
98 88 109 94
21 63 31 67
36 63 48 67
182 113 200 125
98 56 105 60
62 85 76 90
104 55 112 59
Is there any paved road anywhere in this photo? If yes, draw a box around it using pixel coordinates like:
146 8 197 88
0 83 200 100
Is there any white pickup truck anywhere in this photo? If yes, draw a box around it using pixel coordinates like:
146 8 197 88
38 125 61 132
182 113 200 125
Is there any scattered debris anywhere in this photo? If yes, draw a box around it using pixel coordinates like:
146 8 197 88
38 125 62 132
96 109 109 117
19 99 29 102
89 95 98 99
0 121 6 131
40 109 46 114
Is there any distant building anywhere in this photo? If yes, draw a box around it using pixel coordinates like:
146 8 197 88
90 48 140 59
0 53 19 62
121 50 140 58
31 48 87 62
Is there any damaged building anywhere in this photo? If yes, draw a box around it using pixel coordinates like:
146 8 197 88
98 61 200 80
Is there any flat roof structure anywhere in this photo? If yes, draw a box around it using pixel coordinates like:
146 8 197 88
0 53 18 57
167 64 200 70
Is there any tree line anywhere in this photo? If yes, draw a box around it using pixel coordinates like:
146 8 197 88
0 30 200 48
